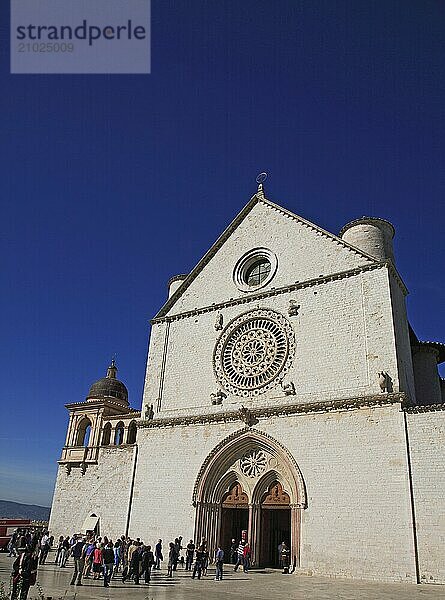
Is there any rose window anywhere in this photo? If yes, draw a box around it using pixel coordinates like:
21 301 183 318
213 309 295 397
240 449 267 478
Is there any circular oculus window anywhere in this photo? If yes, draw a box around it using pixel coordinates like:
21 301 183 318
213 308 295 398
233 248 277 292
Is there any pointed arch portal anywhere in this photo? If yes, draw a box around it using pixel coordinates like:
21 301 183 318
193 428 306 568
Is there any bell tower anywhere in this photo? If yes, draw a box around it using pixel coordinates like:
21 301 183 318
59 360 136 473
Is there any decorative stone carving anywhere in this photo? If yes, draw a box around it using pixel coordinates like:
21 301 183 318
145 404 154 420
222 482 249 507
80 462 87 475
214 312 223 331
281 380 296 396
240 449 267 477
214 309 296 397
262 481 290 506
288 300 300 317
238 405 257 427
378 371 390 393
65 464 72 476
210 390 227 405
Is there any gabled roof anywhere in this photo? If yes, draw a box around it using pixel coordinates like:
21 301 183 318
154 189 379 320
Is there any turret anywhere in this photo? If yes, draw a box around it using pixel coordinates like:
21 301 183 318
339 217 395 263
411 343 445 405
168 274 187 298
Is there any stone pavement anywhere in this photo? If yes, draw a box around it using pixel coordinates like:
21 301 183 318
0 553 443 600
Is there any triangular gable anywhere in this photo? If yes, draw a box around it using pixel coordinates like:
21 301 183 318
154 191 378 319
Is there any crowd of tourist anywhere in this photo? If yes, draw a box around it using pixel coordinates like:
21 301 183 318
6 526 292 598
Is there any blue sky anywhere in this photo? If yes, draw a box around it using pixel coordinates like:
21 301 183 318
1 1 444 507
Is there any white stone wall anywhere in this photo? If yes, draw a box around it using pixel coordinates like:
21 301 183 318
130 403 417 583
49 445 136 541
165 201 374 316
144 267 402 416
407 409 445 584
388 274 415 401
129 420 240 547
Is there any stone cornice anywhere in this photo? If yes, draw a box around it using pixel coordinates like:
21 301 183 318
103 412 141 422
151 261 388 324
138 393 406 429
405 403 445 414
386 261 409 295
65 399 139 413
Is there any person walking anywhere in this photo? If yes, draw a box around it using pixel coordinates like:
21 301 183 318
122 541 138 583
230 538 237 564
141 545 154 584
202 544 209 577
214 545 224 581
155 539 163 570
102 542 114 587
11 542 39 600
60 536 70 568
54 536 64 565
82 539 95 576
173 536 182 570
233 540 245 572
38 532 50 565
113 539 121 572
131 543 142 585
167 542 176 578
243 541 251 573
280 541 290 574
191 545 204 580
8 530 19 558
69 536 85 586
185 540 195 570
92 543 103 580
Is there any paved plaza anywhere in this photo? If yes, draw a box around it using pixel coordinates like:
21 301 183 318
1 553 444 600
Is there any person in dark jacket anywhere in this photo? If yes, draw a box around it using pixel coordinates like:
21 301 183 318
230 538 237 564
280 541 290 574
141 545 155 584
131 544 143 584
11 543 39 600
102 542 115 587
185 540 195 570
155 539 163 570
191 545 204 580
167 542 177 578
70 537 85 586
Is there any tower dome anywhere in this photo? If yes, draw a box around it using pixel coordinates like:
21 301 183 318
87 359 129 405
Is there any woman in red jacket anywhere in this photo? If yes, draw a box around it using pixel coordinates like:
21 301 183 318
92 543 103 580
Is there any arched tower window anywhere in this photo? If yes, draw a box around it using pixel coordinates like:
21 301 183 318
101 422 112 446
127 421 137 444
76 417 92 447
114 422 125 446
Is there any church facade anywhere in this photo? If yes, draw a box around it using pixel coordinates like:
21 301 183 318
49 184 445 584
